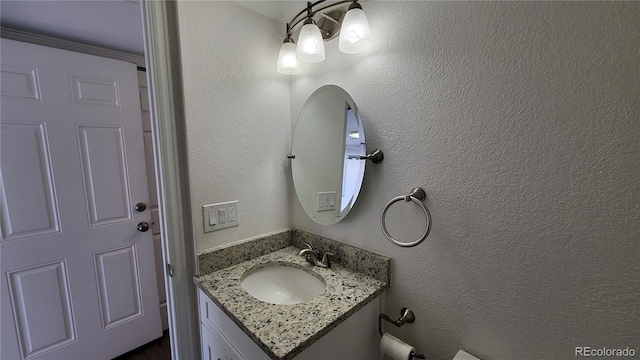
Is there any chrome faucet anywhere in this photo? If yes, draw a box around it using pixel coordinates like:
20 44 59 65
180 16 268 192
298 243 334 268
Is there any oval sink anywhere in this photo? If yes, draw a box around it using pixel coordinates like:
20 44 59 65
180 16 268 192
241 264 326 305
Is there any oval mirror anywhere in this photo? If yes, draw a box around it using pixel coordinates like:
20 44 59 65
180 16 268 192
291 85 366 225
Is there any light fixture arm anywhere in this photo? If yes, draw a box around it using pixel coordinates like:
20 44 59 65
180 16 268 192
348 1 363 11
288 0 326 33
303 2 315 25
286 0 365 37
283 23 292 43
307 1 314 19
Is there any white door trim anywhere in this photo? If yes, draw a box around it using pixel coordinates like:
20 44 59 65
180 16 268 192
141 1 200 360
0 27 145 68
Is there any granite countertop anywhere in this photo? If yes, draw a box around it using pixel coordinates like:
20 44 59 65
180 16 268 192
195 246 387 360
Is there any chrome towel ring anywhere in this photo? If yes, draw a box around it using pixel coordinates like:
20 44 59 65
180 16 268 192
381 187 432 247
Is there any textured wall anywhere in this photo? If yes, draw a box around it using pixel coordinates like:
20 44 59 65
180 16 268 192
290 2 640 359
176 2 292 253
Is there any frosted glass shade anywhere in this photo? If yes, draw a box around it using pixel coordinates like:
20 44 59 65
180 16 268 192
339 8 371 54
277 42 302 75
296 23 325 63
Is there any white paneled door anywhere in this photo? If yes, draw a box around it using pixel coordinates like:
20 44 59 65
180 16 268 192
0 39 162 360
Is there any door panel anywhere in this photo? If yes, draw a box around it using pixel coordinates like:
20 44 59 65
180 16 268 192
0 122 60 240
7 261 77 359
94 245 142 329
77 125 131 226
0 66 42 101
1 39 161 360
70 75 120 107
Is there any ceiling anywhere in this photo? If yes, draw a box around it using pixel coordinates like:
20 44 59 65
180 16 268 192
236 1 309 24
0 1 344 56
1 0 144 56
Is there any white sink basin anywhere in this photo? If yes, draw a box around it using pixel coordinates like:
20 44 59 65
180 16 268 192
241 264 326 305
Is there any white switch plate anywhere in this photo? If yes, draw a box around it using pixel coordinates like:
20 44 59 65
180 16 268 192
317 191 336 212
203 200 239 232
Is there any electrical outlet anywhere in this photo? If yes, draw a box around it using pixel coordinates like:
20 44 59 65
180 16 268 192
228 206 236 222
203 200 239 232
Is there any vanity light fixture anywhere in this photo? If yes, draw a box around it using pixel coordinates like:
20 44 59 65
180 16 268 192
277 24 302 75
339 1 371 54
276 0 372 75
296 2 326 63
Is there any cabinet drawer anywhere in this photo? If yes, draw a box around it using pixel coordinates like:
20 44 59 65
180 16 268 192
201 324 233 360
198 290 269 360
199 291 229 339
199 293 244 360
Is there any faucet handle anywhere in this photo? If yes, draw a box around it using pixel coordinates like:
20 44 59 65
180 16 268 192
321 252 335 267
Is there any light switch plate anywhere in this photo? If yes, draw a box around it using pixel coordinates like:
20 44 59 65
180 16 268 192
317 191 336 212
203 200 239 232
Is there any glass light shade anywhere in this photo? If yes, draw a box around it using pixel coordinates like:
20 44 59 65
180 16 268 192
296 23 325 63
339 8 371 54
277 42 302 75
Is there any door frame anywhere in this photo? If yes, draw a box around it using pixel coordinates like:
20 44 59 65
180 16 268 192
142 1 199 359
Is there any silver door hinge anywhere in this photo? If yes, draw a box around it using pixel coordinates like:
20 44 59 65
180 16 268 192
166 263 174 277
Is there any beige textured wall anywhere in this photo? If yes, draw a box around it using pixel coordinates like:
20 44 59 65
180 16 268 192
176 1 639 359
290 2 640 359
176 2 292 253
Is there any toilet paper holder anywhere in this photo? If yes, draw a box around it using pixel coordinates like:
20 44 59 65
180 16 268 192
379 308 415 336
379 308 425 359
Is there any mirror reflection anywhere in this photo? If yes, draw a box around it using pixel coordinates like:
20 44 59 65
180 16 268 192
291 85 366 225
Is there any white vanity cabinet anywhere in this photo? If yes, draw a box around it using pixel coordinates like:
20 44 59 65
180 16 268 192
200 323 236 360
198 289 381 360
199 289 268 360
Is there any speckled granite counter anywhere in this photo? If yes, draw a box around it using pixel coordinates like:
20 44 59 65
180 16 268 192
195 237 389 360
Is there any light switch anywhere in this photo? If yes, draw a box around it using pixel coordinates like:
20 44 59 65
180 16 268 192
202 200 239 232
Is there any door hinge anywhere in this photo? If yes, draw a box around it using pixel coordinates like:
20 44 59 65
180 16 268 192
166 263 174 277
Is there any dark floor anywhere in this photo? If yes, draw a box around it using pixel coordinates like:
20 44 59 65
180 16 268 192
113 330 171 360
